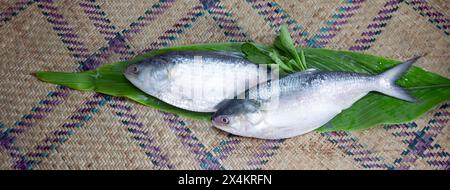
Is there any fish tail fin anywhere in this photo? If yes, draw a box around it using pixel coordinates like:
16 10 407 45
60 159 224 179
375 56 421 102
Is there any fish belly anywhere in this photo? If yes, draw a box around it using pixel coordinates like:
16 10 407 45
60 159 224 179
159 62 271 112
260 99 341 139
261 82 371 139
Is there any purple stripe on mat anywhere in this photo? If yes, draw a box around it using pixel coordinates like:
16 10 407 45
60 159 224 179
243 0 394 170
1 0 96 169
79 0 117 41
349 0 403 51
197 0 300 169
0 0 34 27
161 112 224 170
3 0 100 139
241 0 316 169
78 0 134 62
212 136 241 160
37 0 91 61
336 0 449 170
316 0 414 170
245 0 367 48
247 139 284 170
116 4 213 169
13 1 221 170
142 4 228 169
2 0 177 170
81 0 178 70
245 0 308 46
2 0 446 170
11 0 218 170
109 97 175 169
247 0 447 170
6 0 96 139
199 0 248 42
6 0 370 170
141 5 204 52
186 1 446 169
405 0 450 35
184 0 254 169
14 94 110 170
23 0 177 170
321 132 393 169
307 0 366 48
124 0 260 169
386 102 450 169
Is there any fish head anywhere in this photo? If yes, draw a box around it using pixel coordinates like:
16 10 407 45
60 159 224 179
124 63 146 81
212 99 264 135
124 58 170 94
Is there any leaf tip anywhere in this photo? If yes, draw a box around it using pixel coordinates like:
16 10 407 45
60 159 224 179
32 71 46 81
279 24 289 32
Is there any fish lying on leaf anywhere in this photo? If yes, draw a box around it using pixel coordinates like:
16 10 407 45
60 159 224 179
124 51 276 112
212 57 420 139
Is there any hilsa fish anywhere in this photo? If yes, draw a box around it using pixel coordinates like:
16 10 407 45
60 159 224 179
212 57 420 139
124 51 276 112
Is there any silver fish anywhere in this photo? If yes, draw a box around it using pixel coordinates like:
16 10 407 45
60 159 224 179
124 51 276 112
212 57 420 139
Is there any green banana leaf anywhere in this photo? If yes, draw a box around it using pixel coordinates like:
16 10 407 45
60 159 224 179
35 43 450 131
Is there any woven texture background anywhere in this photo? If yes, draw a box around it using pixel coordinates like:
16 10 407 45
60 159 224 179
0 0 449 170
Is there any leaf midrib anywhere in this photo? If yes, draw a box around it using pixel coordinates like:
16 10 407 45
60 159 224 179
406 83 450 90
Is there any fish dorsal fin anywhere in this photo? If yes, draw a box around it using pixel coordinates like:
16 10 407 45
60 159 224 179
304 68 319 73
212 51 244 58
283 68 319 78
287 68 319 78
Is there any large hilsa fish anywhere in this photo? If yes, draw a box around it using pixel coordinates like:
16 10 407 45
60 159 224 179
212 57 420 139
124 51 276 112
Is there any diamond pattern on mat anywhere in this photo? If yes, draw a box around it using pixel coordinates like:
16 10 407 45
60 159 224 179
97 0 160 32
128 0 202 52
162 10 231 47
32 101 156 170
0 0 34 27
366 3 450 76
0 5 77 131
53 0 109 55
276 0 345 40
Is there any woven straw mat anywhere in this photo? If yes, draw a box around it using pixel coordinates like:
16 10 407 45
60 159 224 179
0 0 449 170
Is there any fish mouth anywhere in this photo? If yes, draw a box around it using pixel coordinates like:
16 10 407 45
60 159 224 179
211 121 230 133
124 67 144 85
124 73 140 86
123 67 136 81
211 117 221 127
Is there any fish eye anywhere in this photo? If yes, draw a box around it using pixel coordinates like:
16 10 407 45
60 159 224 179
214 115 230 125
129 65 139 74
220 116 229 124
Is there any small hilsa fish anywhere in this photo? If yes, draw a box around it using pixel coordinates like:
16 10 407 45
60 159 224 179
124 51 277 112
212 57 420 139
